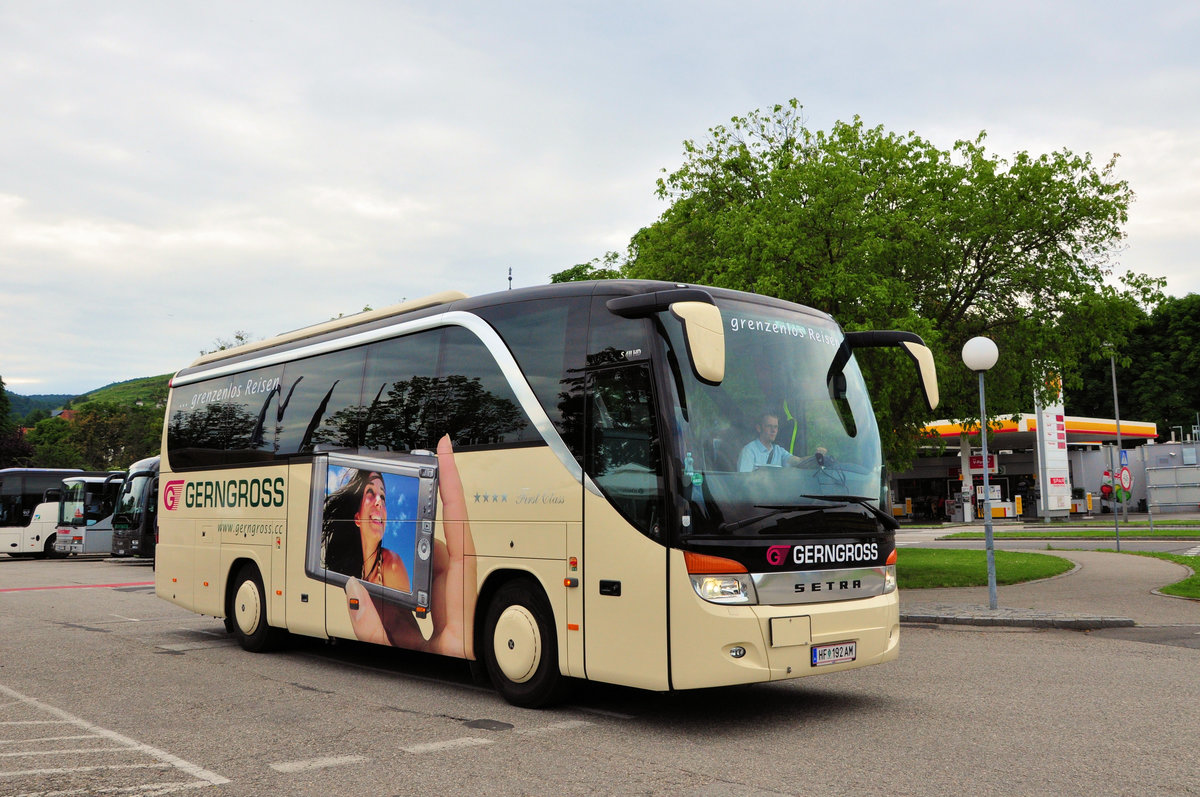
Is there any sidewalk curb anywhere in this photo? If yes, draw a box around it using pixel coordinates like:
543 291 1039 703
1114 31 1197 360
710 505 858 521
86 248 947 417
900 606 1136 630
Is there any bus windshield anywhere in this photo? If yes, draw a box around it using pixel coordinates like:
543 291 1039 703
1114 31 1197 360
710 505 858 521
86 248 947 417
58 479 116 527
662 298 883 537
113 472 152 529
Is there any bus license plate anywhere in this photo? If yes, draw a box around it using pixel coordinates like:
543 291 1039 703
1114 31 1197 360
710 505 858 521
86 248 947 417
811 641 856 667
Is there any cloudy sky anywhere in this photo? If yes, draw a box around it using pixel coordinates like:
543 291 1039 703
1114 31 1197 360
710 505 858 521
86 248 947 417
2 1 1197 396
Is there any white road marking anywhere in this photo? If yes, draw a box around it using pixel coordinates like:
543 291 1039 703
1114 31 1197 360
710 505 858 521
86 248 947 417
269 755 368 773
0 683 229 787
1183 545 1200 556
155 640 238 652
401 737 494 754
1 747 125 758
0 734 97 745
515 720 594 735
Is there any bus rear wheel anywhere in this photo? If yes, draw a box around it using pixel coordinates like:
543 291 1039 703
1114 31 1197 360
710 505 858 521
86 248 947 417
229 565 286 652
483 579 566 708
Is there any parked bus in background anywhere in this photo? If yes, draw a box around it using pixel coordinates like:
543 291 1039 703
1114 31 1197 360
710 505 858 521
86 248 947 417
54 471 125 556
156 280 938 706
111 456 160 559
1 468 81 558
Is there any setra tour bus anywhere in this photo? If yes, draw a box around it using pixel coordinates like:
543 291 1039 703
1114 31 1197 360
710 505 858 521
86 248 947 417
1 468 81 558
111 456 160 559
156 280 938 706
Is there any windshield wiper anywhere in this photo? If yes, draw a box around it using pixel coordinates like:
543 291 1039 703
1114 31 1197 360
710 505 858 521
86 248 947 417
802 494 899 529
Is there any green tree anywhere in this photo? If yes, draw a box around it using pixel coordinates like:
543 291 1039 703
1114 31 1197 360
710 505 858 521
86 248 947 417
75 402 162 470
1071 294 1200 439
555 101 1164 467
0 375 34 466
22 408 50 427
24 416 84 468
549 252 623 283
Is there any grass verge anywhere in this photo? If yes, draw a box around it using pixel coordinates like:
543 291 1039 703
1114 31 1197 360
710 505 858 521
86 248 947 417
896 548 1074 590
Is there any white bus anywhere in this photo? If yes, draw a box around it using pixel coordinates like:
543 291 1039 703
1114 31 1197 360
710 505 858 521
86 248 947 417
156 281 937 706
0 468 81 558
54 471 126 555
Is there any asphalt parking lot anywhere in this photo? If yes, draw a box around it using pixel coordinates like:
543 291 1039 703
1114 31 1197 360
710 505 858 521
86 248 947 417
2 555 1198 796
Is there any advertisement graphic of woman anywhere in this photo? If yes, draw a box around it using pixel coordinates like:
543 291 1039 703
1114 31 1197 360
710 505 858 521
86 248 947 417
322 469 411 592
344 435 477 659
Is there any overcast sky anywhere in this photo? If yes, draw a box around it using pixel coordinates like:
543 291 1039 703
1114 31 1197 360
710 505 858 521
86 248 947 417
3 1 1197 396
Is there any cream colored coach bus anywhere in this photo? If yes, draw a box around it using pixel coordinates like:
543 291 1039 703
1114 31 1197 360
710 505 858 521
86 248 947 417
156 280 938 707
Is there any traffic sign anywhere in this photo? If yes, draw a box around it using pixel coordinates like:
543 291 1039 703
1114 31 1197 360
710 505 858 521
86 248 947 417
1120 449 1129 467
1118 466 1133 491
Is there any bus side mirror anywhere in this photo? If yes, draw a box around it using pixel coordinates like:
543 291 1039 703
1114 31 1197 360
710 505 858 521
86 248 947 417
606 288 725 386
897 339 939 412
831 331 940 412
669 301 725 385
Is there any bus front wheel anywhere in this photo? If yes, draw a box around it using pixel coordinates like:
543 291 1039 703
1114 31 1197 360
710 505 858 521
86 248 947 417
483 579 566 708
229 565 285 652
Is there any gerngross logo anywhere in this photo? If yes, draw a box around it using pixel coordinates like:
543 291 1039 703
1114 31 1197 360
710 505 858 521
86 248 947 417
161 477 285 511
766 542 880 567
163 480 185 511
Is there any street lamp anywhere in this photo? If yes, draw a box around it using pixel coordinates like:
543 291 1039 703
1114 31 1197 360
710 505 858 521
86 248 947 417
963 336 999 610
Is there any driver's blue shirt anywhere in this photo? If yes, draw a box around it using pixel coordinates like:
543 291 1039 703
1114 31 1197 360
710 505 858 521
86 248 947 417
737 439 791 472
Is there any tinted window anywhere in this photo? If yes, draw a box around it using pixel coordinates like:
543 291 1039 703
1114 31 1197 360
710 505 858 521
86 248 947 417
475 297 589 458
588 297 649 368
437 326 534 448
277 348 367 454
361 329 443 452
167 366 282 467
587 364 664 539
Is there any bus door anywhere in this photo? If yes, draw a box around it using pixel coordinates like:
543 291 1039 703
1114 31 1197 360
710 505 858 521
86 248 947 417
583 364 670 691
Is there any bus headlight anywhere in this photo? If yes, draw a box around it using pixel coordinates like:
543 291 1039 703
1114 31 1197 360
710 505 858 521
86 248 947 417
683 550 758 605
690 573 757 604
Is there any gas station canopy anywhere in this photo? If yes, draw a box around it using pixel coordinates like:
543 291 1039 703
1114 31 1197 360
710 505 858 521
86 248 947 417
923 414 1158 450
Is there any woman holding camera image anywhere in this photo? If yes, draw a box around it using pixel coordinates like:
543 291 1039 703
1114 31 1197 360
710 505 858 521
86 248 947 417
322 468 410 592
336 436 477 659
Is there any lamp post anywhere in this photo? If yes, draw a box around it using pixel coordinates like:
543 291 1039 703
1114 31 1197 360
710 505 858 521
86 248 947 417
963 336 999 610
1108 348 1127 535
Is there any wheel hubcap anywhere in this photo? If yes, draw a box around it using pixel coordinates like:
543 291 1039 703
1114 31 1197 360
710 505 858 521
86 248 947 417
234 580 261 635
493 605 540 683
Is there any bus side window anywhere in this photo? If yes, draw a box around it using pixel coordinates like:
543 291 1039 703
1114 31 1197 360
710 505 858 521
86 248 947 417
362 329 443 452
586 364 665 539
276 347 367 454
474 296 589 461
436 326 535 449
166 365 282 467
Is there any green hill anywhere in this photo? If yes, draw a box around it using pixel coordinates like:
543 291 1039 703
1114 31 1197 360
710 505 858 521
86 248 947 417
7 392 76 420
7 375 172 425
77 375 172 408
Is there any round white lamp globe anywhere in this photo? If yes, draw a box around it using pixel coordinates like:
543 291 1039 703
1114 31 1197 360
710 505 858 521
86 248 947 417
962 336 999 372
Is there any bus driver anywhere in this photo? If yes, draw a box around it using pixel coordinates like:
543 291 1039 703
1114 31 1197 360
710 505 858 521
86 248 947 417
738 413 804 472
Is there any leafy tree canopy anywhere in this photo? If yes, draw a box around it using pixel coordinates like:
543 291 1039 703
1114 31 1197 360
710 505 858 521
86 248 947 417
553 101 1164 467
1071 293 1200 441
0 375 35 467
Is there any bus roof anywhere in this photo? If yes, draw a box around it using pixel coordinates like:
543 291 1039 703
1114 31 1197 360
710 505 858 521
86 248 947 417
171 279 832 385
